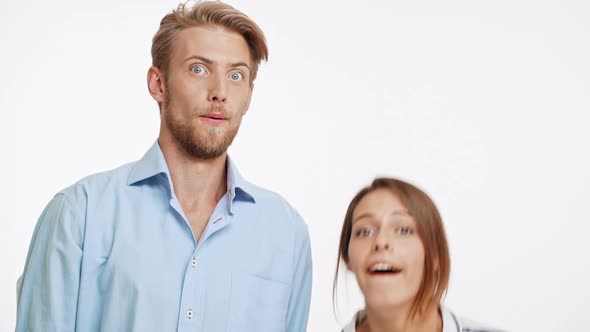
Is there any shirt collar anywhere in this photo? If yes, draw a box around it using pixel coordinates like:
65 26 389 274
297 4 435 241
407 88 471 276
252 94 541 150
127 141 169 186
440 306 461 332
127 141 256 211
343 306 460 332
226 155 256 210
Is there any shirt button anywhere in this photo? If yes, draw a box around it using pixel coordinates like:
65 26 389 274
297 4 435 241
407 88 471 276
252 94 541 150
187 308 193 319
191 257 197 268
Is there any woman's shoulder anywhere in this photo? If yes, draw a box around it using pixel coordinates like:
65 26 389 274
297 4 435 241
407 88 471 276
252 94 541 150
341 310 365 332
442 307 508 332
340 308 507 332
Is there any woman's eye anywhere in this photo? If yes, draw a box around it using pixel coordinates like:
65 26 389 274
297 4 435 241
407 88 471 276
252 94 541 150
354 228 374 238
398 226 415 235
191 65 206 75
230 72 243 81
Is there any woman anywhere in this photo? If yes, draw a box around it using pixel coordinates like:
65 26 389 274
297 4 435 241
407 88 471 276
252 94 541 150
334 177 503 332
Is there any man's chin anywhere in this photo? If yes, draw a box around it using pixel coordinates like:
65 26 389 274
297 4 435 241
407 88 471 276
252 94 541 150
185 146 226 160
179 139 231 160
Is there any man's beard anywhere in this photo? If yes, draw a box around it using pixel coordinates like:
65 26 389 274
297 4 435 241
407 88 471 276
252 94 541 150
164 90 240 160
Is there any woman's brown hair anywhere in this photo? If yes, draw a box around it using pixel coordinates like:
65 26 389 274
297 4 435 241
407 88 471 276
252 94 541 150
333 177 451 320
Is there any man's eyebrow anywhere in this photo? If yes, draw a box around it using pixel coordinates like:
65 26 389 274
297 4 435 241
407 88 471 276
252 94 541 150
184 55 250 70
184 55 213 64
229 61 250 70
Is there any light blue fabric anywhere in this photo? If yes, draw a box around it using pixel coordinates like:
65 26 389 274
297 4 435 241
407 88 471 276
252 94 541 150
16 141 312 332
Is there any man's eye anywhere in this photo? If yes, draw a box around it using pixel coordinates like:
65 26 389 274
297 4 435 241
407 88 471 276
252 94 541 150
191 65 206 75
230 72 243 81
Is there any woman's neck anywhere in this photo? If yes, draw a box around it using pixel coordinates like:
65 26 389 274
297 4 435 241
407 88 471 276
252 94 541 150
358 304 442 332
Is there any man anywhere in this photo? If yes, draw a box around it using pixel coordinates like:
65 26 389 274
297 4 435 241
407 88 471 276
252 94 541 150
16 2 312 331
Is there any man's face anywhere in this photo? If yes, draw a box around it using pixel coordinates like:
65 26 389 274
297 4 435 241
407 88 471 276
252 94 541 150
161 25 253 159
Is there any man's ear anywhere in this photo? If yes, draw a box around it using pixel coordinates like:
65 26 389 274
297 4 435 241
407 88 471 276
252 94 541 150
147 66 166 103
242 83 254 115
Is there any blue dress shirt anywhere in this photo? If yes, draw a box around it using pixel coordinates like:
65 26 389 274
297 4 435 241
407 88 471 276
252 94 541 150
16 141 312 332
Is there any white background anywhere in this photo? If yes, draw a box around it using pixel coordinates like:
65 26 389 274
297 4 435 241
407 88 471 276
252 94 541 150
1 0 589 331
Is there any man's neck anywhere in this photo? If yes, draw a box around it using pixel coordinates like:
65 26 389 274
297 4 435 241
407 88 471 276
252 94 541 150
158 137 228 209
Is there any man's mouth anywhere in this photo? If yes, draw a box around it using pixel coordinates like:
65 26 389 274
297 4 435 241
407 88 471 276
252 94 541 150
199 113 227 125
202 113 226 120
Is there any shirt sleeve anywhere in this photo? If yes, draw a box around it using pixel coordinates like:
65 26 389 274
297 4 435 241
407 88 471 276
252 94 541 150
285 222 313 332
16 193 85 332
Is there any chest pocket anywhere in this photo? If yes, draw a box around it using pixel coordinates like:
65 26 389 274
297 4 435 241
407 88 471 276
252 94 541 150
226 271 290 332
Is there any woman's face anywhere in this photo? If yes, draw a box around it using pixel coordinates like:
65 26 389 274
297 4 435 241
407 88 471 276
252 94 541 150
347 189 425 310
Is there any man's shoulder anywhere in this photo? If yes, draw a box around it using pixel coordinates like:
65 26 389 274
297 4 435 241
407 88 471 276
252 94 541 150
245 182 295 209
57 160 137 202
242 182 307 227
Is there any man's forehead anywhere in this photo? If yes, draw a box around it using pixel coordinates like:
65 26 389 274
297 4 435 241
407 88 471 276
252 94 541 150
172 25 251 62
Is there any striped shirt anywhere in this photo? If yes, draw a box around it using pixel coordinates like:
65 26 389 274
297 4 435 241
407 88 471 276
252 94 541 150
341 307 506 332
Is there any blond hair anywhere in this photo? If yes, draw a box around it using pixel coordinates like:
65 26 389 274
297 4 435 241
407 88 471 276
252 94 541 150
151 1 268 83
